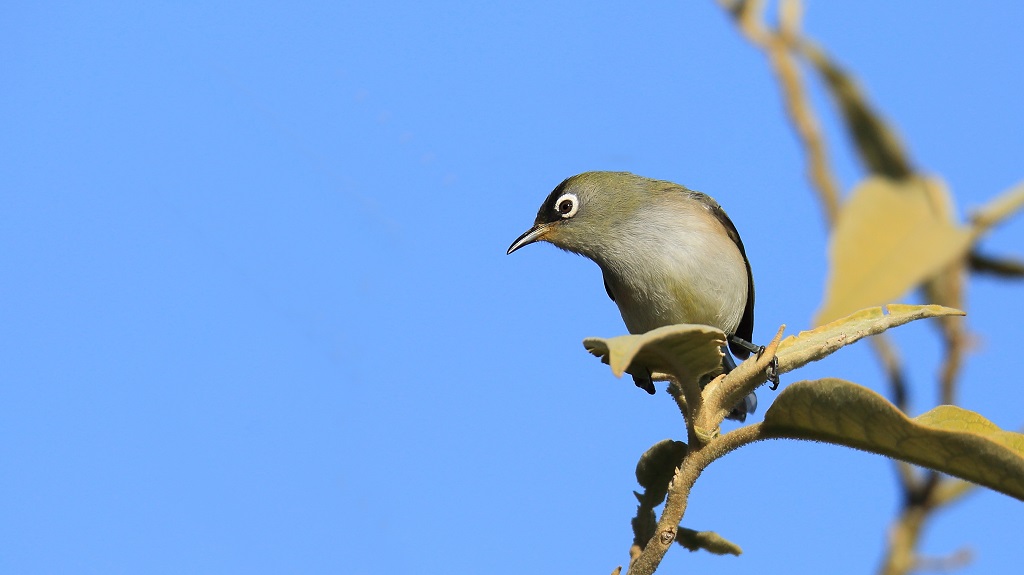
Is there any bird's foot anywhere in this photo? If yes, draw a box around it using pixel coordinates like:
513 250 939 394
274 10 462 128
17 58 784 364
727 334 780 390
752 344 781 390
765 354 780 390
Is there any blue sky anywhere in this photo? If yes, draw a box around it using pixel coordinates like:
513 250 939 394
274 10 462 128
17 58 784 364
2 2 1023 574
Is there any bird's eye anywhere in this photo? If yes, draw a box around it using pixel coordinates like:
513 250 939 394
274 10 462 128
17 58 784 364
555 193 579 218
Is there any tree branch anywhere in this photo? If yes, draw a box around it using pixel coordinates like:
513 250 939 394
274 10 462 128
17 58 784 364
718 0 841 226
626 424 764 575
969 251 1024 278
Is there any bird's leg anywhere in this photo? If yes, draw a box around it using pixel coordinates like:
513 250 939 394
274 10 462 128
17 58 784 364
721 348 738 373
727 334 781 391
726 334 760 356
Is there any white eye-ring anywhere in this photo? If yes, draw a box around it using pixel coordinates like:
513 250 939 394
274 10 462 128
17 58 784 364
555 193 579 219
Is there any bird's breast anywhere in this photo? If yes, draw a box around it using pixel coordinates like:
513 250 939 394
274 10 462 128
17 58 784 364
597 212 748 335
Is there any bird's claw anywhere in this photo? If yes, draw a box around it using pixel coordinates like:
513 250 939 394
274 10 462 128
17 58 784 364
754 344 780 390
766 355 780 390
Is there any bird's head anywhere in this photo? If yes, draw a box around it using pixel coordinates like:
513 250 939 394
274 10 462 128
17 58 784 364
507 171 647 258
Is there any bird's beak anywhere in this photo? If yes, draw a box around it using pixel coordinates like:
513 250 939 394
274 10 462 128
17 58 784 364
507 223 550 255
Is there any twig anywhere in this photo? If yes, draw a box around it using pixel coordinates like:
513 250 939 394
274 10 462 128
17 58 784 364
712 4 1000 575
877 503 929 575
699 326 785 431
626 424 764 575
719 0 842 226
969 251 1024 278
869 334 908 412
969 180 1024 233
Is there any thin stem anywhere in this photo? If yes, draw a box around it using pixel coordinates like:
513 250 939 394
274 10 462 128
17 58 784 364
626 424 764 575
938 326 965 407
719 0 841 226
969 251 1024 277
869 334 908 412
877 504 929 575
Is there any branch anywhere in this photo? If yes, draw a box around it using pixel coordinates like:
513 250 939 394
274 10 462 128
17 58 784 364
626 424 764 575
719 0 842 226
700 326 784 431
969 251 1024 278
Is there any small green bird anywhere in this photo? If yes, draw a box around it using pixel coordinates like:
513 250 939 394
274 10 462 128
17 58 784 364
507 171 764 421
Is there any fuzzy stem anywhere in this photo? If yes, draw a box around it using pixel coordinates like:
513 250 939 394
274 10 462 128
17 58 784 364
626 424 764 575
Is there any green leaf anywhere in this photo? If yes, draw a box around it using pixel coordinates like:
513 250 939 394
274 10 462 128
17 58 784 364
675 528 742 556
635 439 688 505
816 176 973 326
777 304 964 374
763 379 1024 501
802 43 912 179
583 324 725 381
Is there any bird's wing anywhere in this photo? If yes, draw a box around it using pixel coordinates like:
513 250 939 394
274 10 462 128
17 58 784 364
706 201 756 359
603 273 616 302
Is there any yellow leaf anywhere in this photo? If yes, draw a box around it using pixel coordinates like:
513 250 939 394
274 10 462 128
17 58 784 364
583 324 725 381
777 304 964 374
916 406 1024 453
816 176 973 326
763 379 1024 501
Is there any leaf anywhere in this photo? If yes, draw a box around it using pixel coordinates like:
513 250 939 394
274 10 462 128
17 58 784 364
675 528 742 556
777 304 964 374
762 379 1024 501
634 440 688 505
802 44 912 179
583 324 725 381
815 176 973 326
915 406 1024 453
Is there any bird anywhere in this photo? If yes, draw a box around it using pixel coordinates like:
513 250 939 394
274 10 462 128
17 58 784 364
507 171 766 421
